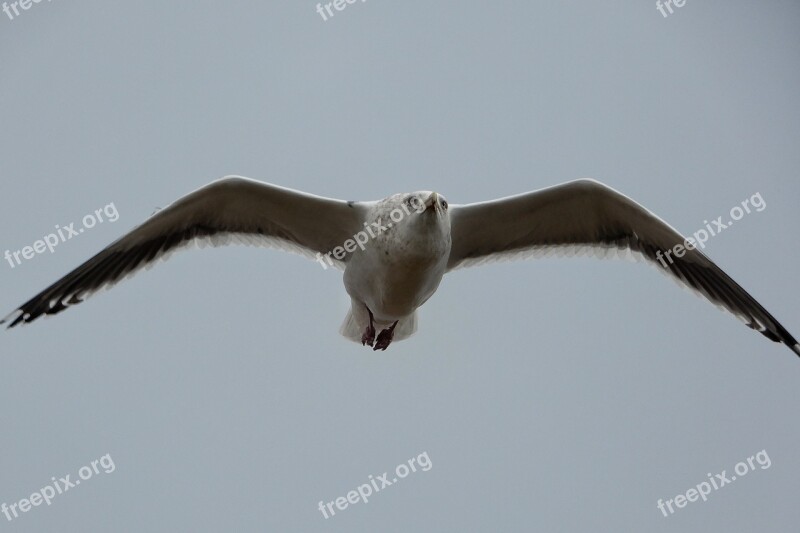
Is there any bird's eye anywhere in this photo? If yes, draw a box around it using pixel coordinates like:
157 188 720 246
441 200 448 210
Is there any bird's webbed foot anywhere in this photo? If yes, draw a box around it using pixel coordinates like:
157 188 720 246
373 321 398 351
361 307 376 347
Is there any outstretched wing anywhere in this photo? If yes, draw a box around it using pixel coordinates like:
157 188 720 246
3 176 364 327
447 179 799 356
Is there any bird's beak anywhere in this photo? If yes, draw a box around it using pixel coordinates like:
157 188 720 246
425 192 440 212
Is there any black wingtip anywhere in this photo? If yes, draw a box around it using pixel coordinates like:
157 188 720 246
1 309 24 329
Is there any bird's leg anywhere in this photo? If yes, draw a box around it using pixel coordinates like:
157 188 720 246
361 306 376 347
373 321 399 351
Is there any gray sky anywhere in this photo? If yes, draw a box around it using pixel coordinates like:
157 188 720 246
1 1 798 531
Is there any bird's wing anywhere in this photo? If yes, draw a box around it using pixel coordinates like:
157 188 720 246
2 176 365 327
447 179 799 356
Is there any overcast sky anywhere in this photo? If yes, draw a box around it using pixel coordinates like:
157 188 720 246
1 1 799 531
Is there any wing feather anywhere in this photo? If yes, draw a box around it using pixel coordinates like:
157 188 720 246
2 176 364 327
447 179 799 356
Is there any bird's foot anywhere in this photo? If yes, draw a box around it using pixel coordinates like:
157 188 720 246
373 321 398 351
361 307 376 347
361 324 375 347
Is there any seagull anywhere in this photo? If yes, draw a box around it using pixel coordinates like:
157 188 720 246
3 176 798 355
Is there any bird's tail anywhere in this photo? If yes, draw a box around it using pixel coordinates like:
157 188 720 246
393 313 418 341
339 308 418 343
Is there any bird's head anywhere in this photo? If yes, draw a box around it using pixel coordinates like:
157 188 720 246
372 190 451 244
406 191 446 211
400 191 450 225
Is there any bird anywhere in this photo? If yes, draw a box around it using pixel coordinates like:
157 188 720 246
2 176 798 355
